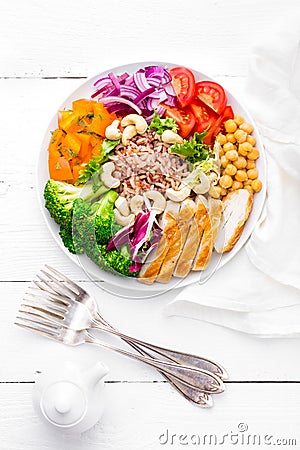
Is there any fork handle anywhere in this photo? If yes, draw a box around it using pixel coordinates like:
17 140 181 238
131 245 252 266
122 339 213 407
96 315 213 407
92 318 227 380
86 332 224 394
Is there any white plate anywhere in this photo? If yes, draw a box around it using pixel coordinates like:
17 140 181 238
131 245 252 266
37 61 266 295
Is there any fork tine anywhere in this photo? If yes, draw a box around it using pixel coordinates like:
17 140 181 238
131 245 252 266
15 314 60 339
21 298 67 317
17 308 62 329
45 265 85 294
14 320 59 341
36 273 76 300
26 288 71 308
41 268 81 298
40 269 79 299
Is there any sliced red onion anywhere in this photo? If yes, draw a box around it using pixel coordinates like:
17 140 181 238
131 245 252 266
92 65 176 119
134 87 155 105
97 96 142 114
108 72 121 94
133 71 152 92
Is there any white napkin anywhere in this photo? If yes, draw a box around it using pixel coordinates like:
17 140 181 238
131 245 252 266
165 18 300 337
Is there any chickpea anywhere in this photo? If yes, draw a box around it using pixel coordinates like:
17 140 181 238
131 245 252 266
246 160 256 170
244 179 253 186
235 170 248 182
224 119 237 133
220 155 229 168
220 187 228 197
232 180 243 190
226 133 236 143
246 135 256 146
234 129 247 144
234 156 247 169
219 148 225 157
252 179 262 193
225 164 237 176
247 168 258 180
238 146 248 157
247 148 260 160
219 174 233 189
234 115 244 126
223 142 236 152
225 150 239 161
244 185 253 194
240 122 254 134
239 142 253 153
216 133 227 145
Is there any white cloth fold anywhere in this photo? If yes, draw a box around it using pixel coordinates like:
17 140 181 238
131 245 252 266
165 18 300 337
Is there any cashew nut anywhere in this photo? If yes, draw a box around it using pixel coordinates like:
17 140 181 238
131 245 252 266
121 114 148 134
162 130 184 145
100 162 120 188
130 194 144 215
114 209 135 226
144 190 166 214
192 172 210 194
122 125 137 146
105 119 122 140
115 196 130 216
166 186 191 202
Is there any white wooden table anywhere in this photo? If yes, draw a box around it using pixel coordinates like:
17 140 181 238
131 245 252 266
1 1 300 449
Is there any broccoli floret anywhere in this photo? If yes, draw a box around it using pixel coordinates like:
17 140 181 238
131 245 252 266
44 180 80 228
73 194 139 277
44 179 109 254
98 245 137 277
94 190 119 245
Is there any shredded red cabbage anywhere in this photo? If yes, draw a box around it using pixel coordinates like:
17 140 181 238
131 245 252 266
106 210 162 265
92 66 176 121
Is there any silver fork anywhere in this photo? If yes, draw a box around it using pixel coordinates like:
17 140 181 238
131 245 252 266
16 266 227 405
15 303 224 395
37 266 228 380
40 268 228 408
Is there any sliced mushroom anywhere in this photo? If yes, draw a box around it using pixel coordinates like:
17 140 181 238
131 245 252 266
100 162 120 188
114 209 135 226
130 194 144 215
166 186 191 202
193 172 210 194
144 190 166 214
115 196 130 217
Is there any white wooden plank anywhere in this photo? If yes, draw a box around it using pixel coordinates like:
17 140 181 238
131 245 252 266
2 281 300 381
1 0 297 78
0 382 300 449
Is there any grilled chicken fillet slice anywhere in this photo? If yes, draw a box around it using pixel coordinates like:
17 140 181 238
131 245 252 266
174 201 208 278
157 199 196 283
214 189 253 253
138 209 180 285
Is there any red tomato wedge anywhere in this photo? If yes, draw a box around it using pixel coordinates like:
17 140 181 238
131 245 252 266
169 67 196 108
195 81 227 114
203 106 234 145
162 103 196 138
189 100 218 133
